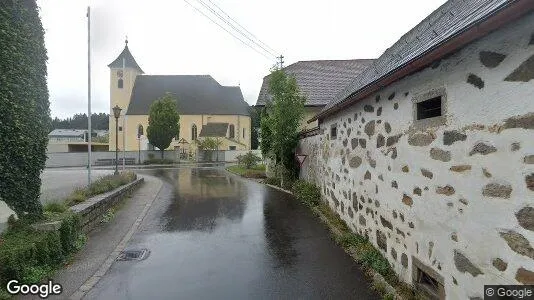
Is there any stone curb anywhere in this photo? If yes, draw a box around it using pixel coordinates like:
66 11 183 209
32 178 145 233
70 177 145 233
69 177 164 300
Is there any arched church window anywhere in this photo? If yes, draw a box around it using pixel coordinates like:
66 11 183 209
118 78 123 89
191 124 197 141
137 124 143 137
229 124 235 139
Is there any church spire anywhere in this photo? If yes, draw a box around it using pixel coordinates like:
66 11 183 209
108 38 144 74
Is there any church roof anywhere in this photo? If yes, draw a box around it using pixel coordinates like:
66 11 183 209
108 41 144 73
199 123 229 138
126 75 249 116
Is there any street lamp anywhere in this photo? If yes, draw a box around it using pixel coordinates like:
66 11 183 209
112 105 122 175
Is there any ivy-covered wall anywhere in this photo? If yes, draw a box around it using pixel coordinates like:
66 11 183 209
0 0 50 219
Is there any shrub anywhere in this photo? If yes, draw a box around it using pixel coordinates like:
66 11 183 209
264 177 281 187
237 151 261 169
0 213 82 287
292 180 320 206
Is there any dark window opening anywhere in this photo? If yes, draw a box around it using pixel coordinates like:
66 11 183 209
330 124 337 140
415 267 442 299
416 96 442 120
243 128 246 139
118 78 123 89
191 124 197 140
229 146 236 150
119 126 123 132
229 124 235 139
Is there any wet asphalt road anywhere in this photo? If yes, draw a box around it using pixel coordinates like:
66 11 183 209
85 168 379 300
40 169 112 204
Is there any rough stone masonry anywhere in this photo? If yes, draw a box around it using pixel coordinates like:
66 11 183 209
298 12 534 300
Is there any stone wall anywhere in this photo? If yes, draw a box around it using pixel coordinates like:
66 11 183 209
70 177 144 233
298 13 534 299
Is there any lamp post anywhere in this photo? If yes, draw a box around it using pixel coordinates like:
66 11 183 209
112 105 122 175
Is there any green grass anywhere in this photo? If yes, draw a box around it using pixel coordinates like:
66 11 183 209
63 171 137 207
43 202 67 213
226 164 266 178
306 198 420 299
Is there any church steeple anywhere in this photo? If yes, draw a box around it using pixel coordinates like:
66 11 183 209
108 39 144 74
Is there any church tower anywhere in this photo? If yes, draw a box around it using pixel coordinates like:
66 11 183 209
108 39 144 151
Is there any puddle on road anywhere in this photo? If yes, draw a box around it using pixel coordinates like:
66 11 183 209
153 168 247 232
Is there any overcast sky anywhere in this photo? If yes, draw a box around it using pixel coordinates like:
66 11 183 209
38 0 446 119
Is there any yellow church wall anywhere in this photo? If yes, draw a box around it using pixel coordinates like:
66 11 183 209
107 46 250 154
110 114 251 152
108 66 141 152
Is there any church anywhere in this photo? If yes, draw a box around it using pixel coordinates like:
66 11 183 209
107 40 251 154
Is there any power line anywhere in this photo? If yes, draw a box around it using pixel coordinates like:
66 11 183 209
183 0 274 60
204 0 278 55
193 0 278 58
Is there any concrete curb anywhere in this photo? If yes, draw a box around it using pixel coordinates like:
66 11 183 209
69 177 164 300
263 183 293 194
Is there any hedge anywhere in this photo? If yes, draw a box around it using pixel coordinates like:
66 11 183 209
0 0 50 219
0 214 82 287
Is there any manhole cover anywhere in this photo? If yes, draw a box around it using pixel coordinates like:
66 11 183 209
117 249 150 261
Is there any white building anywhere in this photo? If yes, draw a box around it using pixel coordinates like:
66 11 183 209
298 1 534 299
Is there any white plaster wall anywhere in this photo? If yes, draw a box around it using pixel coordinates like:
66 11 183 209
224 149 262 162
299 12 534 300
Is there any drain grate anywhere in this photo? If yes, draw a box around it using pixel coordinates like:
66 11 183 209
117 249 150 261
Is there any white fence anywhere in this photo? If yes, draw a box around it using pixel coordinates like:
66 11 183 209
45 149 262 168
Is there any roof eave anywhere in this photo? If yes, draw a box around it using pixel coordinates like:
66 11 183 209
309 0 533 123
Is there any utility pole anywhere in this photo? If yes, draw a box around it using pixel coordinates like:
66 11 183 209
278 54 284 68
122 58 126 171
87 6 92 186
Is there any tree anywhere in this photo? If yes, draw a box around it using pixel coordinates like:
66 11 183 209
147 93 180 158
249 106 260 150
195 137 222 161
195 137 222 150
259 107 272 157
92 133 109 143
51 113 109 130
261 68 305 186
0 0 50 220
